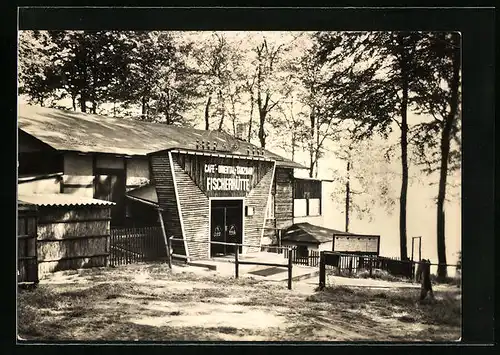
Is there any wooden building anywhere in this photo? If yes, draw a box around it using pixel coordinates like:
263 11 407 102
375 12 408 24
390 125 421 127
18 104 336 262
282 222 380 257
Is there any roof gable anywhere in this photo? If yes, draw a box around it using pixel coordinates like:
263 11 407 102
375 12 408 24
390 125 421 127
283 222 353 244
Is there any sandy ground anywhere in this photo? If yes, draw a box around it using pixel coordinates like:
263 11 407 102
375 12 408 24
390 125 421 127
18 262 461 342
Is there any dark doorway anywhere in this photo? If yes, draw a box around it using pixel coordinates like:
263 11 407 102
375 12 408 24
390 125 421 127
94 170 126 227
210 199 243 257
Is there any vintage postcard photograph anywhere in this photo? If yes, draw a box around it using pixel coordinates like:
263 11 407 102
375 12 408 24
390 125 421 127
17 28 462 342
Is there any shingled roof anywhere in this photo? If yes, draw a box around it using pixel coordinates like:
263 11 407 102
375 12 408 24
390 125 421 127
283 222 354 244
18 104 304 169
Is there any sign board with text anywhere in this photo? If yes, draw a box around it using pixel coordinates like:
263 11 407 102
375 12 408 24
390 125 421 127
172 153 274 197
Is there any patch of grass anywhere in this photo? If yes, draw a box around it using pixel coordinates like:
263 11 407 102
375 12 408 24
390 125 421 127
419 293 461 326
356 269 409 283
18 286 59 308
398 315 417 323
58 289 89 299
305 295 320 302
217 326 238 334
430 274 461 287
378 309 392 317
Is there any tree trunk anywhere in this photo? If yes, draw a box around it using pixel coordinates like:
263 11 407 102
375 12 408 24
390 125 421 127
345 160 351 232
257 92 269 148
72 95 77 111
399 70 409 261
258 108 266 148
205 95 211 130
79 92 86 112
315 113 320 178
248 92 254 142
165 90 172 125
141 96 147 118
218 90 225 131
91 100 97 114
436 37 460 280
309 110 316 178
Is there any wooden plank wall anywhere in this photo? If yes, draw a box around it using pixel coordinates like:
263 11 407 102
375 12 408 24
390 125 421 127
150 154 185 256
172 159 210 259
274 167 294 230
36 206 111 275
17 205 39 283
245 167 275 252
62 153 94 198
262 178 277 244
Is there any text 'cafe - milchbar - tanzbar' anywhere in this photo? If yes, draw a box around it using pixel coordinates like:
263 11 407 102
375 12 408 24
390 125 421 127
204 163 254 192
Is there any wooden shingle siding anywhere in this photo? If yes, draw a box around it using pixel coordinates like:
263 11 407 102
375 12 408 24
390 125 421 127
172 160 210 260
262 218 276 245
150 154 186 256
244 167 275 252
274 167 294 230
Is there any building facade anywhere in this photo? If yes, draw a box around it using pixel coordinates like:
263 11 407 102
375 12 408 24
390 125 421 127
19 104 331 261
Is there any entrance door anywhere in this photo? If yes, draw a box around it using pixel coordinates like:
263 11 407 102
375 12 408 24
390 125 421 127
210 200 243 257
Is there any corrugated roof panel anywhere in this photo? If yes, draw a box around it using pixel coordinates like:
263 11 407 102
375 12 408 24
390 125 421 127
18 194 115 207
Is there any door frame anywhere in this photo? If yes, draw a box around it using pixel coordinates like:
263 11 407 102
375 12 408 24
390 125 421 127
208 197 245 258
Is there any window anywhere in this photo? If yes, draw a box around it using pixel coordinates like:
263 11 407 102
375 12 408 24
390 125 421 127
293 179 322 217
266 194 275 219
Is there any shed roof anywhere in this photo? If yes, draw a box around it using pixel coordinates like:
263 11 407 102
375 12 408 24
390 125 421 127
18 194 115 207
18 104 304 169
283 222 354 244
126 184 158 205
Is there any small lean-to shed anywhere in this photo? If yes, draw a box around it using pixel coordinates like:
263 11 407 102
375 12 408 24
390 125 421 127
17 194 115 276
17 201 39 285
282 222 380 257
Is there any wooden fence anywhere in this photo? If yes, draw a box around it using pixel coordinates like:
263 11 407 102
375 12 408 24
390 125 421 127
283 247 321 267
318 251 414 288
36 205 112 275
18 203 39 285
109 226 166 266
280 248 414 279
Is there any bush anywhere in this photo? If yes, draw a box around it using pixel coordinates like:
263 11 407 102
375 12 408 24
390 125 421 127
355 268 407 282
430 274 462 287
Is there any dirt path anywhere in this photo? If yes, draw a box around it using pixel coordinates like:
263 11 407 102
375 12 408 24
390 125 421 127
18 262 461 342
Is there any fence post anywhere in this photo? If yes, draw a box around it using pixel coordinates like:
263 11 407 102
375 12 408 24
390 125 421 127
234 244 239 279
168 236 174 268
369 255 373 278
287 247 293 290
157 209 172 269
348 257 353 276
319 251 326 290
